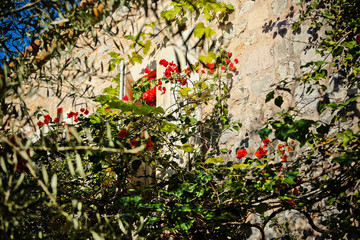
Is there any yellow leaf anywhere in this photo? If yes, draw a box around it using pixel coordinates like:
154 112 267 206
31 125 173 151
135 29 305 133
233 163 249 169
205 157 224 164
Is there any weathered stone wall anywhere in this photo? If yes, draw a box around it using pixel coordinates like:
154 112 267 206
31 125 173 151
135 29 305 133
22 0 317 137
19 0 358 238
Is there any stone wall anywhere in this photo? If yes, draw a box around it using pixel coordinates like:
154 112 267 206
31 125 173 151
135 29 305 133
20 0 359 238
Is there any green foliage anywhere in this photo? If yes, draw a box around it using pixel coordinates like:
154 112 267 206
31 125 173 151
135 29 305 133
1 0 360 239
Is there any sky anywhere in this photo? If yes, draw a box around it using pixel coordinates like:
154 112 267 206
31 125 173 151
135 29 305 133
0 0 79 67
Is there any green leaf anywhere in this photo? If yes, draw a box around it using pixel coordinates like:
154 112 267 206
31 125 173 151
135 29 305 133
161 10 177 21
198 51 217 64
175 144 195 153
95 95 165 115
194 22 216 38
129 52 143 65
259 127 272 139
160 121 177 133
143 40 152 55
284 171 298 185
205 157 224 164
109 51 121 58
179 87 191 96
91 231 105 240
179 205 192 212
332 46 343 57
76 154 85 178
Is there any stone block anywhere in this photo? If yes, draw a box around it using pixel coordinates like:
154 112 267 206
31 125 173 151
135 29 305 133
276 37 290 61
271 0 288 16
240 1 255 14
247 5 269 30
252 75 273 97
245 45 274 76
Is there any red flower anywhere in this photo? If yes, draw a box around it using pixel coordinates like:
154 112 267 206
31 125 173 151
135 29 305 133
221 66 226 70
255 146 268 158
225 59 230 63
44 114 51 124
122 95 129 101
54 117 60 123
159 59 168 67
164 68 171 78
37 121 44 127
207 63 215 69
118 129 127 139
130 139 139 147
162 87 166 94
145 139 154 151
234 58 239 64
74 117 79 122
278 144 283 150
143 88 156 104
262 138 270 145
281 155 288 162
236 149 247 159
84 109 89 115
157 80 162 86
229 63 236 72
80 108 85 112
67 112 74 118
227 52 232 57
144 67 151 74
57 108 63 114
287 199 296 206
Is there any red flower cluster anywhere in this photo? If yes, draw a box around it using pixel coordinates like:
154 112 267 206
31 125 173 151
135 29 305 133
145 138 154 151
144 67 151 74
162 60 180 78
236 149 247 159
159 59 168 67
67 111 78 118
38 114 52 127
130 139 139 147
118 129 127 138
80 108 90 115
255 146 268 158
143 87 156 106
44 114 51 124
262 138 270 148
177 78 187 86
